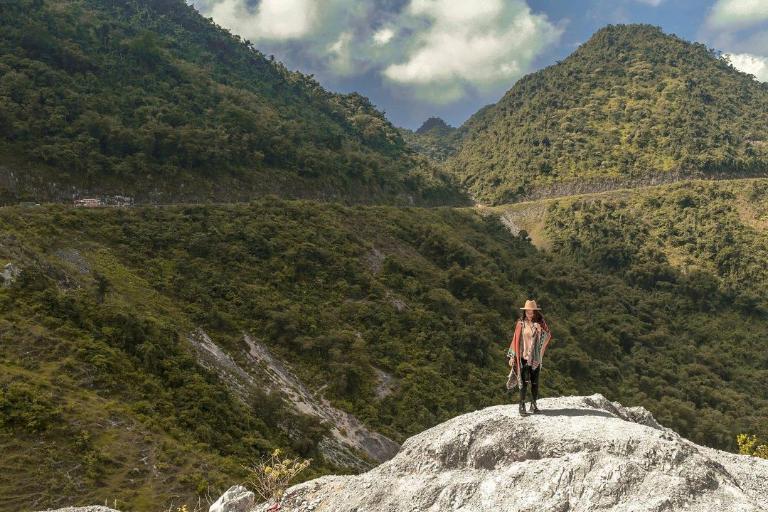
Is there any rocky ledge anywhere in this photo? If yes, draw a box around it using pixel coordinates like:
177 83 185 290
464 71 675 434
241 394 768 512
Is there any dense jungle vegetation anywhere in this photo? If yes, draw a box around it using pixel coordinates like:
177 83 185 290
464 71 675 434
448 24 768 204
0 0 465 205
2 179 767 510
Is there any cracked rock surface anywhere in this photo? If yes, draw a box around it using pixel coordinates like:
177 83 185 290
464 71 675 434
253 394 768 512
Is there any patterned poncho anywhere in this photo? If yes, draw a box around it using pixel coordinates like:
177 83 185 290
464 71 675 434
505 318 552 390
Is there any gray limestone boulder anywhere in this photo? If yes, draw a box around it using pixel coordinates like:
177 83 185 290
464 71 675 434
209 484 256 512
250 394 768 512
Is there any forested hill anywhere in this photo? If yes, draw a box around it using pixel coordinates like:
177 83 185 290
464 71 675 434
448 24 768 205
0 0 466 206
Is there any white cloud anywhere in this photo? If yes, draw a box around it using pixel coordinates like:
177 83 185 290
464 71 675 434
634 0 663 6
706 0 768 31
382 0 563 104
327 31 355 74
208 0 319 40
373 27 395 45
193 0 562 104
726 52 768 81
701 1 768 83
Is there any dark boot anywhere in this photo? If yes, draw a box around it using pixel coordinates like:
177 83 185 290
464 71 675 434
530 386 540 413
530 369 540 414
519 386 528 415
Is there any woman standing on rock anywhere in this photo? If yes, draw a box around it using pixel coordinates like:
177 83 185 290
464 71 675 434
506 299 552 415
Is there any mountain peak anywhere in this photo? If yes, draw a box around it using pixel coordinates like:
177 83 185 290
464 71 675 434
588 22 666 40
249 394 768 511
574 23 706 60
448 23 768 205
416 117 455 135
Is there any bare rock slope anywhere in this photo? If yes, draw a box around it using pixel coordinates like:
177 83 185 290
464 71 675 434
254 394 768 512
187 330 399 470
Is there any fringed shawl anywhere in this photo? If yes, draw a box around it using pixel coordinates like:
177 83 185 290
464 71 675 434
506 318 552 390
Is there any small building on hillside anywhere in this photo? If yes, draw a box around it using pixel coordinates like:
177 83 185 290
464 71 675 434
74 198 103 208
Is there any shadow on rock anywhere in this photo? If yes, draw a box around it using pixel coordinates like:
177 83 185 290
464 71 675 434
538 407 615 418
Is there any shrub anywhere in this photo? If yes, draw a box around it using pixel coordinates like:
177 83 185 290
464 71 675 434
0 380 61 432
244 448 312 505
737 433 768 459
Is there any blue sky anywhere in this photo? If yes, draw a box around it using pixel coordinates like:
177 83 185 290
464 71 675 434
188 0 768 129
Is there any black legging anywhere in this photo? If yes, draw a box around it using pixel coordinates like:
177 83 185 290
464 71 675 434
520 358 540 401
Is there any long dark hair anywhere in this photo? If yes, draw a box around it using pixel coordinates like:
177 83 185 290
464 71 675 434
519 309 543 323
520 309 549 333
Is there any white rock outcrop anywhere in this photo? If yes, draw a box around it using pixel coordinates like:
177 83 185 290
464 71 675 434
250 394 768 512
1 261 20 286
209 485 256 512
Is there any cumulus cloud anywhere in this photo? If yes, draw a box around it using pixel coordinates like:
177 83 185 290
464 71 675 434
705 0 768 31
634 0 664 6
382 0 563 103
373 27 395 45
207 0 319 40
327 31 355 74
192 0 562 104
699 1 768 86
195 0 383 74
726 52 768 81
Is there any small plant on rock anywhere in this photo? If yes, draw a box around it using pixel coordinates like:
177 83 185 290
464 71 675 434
244 448 312 509
737 433 768 459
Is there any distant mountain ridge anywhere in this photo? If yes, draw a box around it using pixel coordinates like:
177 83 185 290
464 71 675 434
447 24 768 204
0 0 467 206
415 117 455 136
400 117 463 162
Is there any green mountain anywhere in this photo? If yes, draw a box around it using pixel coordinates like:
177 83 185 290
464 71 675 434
448 24 768 205
400 117 460 163
0 0 466 206
416 117 456 137
2 179 767 510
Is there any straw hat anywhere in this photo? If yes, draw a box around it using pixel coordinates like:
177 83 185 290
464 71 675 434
519 299 541 310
